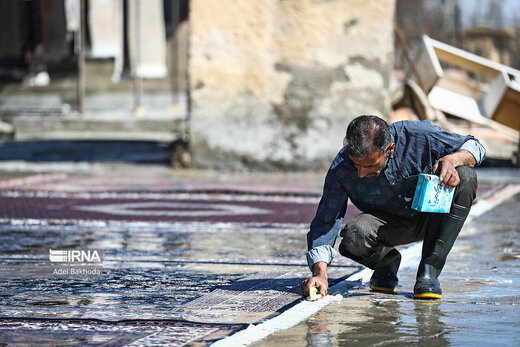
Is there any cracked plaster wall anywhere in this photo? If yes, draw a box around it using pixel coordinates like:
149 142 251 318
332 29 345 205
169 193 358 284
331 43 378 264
189 0 395 170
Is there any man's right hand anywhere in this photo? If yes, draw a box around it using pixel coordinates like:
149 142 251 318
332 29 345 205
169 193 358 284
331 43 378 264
300 262 329 297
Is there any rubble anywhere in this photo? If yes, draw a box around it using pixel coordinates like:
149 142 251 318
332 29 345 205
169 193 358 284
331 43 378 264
393 33 520 165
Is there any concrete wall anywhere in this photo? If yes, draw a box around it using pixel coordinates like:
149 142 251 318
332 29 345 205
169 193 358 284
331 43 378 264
189 0 395 170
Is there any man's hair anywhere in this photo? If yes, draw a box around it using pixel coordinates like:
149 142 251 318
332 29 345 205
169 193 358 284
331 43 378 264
343 115 391 158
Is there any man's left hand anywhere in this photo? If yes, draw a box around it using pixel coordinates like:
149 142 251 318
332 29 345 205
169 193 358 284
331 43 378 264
433 155 460 189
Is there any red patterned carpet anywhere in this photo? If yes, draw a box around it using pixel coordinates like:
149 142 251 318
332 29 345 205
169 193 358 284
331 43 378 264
0 174 499 345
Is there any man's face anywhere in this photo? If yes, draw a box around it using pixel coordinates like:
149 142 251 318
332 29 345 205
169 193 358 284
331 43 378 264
349 143 395 179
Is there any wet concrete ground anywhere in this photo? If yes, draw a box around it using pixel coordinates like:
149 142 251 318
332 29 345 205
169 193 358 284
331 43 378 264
256 191 520 347
0 165 519 346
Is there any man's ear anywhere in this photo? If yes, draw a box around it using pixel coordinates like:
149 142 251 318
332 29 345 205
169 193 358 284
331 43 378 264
386 142 395 156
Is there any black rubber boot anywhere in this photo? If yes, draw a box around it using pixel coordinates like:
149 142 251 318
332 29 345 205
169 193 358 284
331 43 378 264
369 248 401 294
414 204 470 300
339 243 401 294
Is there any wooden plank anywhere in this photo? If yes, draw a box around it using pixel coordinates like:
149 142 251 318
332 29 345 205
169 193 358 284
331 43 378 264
437 75 483 99
394 23 426 92
493 102 520 131
428 86 483 123
414 36 443 92
482 72 508 117
428 36 520 79
492 91 520 132
434 49 500 79
505 86 520 104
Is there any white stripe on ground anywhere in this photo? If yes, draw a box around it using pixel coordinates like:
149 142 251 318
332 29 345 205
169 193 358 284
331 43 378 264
210 294 343 347
212 184 520 347
466 184 520 223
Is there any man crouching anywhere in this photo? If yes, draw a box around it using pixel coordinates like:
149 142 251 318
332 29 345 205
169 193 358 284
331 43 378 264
301 115 485 300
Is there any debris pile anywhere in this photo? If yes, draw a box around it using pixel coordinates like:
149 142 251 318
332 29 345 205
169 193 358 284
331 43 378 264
392 33 520 165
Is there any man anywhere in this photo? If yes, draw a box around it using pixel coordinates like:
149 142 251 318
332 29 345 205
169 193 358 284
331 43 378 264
301 115 486 300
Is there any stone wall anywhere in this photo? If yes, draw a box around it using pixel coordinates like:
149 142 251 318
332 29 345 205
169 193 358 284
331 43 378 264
189 0 395 170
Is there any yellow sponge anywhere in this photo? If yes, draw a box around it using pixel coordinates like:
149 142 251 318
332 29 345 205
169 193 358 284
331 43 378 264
306 286 323 301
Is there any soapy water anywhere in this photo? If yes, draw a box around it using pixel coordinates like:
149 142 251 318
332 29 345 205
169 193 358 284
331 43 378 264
254 193 520 346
